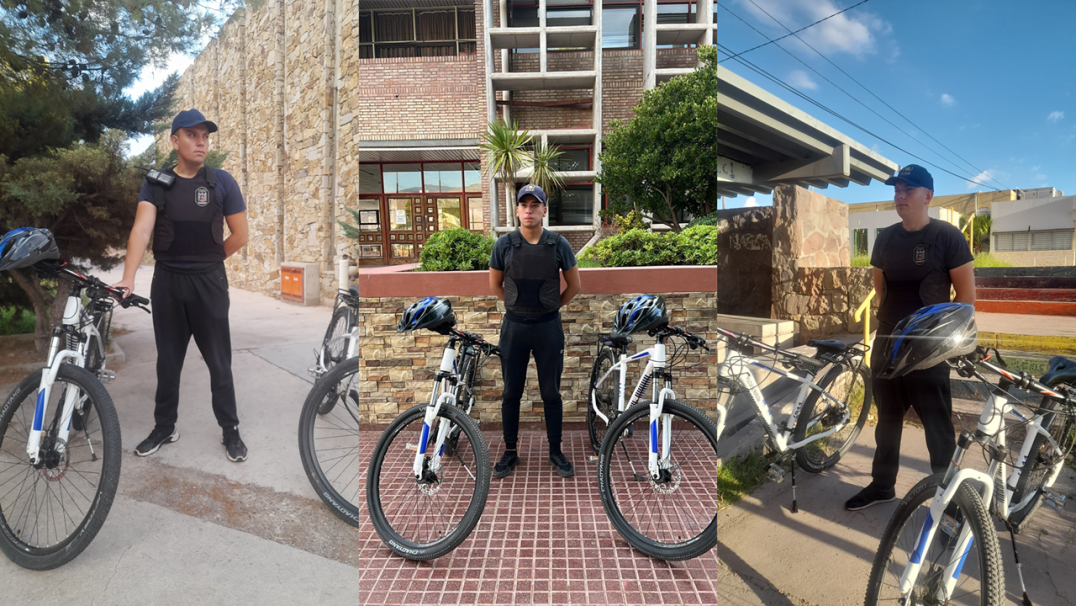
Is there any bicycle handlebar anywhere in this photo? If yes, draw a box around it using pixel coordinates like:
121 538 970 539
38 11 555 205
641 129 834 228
44 263 152 314
713 325 829 369
957 347 1076 407
659 324 711 351
449 329 501 358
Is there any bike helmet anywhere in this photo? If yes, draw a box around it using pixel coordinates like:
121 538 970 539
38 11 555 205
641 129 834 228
879 302 977 380
613 294 669 335
397 297 456 334
0 228 59 272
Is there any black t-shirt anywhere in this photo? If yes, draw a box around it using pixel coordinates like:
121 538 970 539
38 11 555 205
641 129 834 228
871 219 974 334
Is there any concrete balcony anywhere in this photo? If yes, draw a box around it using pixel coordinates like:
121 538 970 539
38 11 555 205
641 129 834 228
655 66 695 83
491 70 597 91
505 168 598 182
655 23 713 46
488 25 599 50
529 128 599 145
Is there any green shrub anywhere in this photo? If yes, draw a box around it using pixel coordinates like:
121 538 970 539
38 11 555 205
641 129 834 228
851 254 871 267
0 306 36 336
579 225 717 267
419 228 496 272
612 209 649 232
687 211 718 228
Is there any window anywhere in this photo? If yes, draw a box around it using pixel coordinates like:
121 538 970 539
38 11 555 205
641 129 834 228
360 7 478 58
852 228 868 257
358 199 381 232
548 186 593 226
382 164 422 194
359 164 383 194
464 162 482 192
423 165 463 193
603 6 639 49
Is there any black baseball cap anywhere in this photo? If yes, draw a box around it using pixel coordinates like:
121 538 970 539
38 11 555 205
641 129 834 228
171 109 218 136
516 183 548 205
885 164 934 191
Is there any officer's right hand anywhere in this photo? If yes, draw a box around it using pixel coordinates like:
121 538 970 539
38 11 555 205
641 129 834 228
110 278 135 299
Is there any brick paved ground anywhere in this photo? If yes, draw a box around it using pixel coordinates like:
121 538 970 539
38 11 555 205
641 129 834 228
357 430 718 605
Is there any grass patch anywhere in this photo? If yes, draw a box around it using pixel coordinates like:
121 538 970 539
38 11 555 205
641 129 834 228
0 307 36 336
850 254 871 267
576 257 602 268
973 252 1012 268
717 449 771 511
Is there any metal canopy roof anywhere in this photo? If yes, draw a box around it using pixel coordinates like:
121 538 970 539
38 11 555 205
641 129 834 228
718 66 899 198
358 140 481 163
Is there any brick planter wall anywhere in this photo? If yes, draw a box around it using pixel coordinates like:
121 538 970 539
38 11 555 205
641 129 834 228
358 266 718 428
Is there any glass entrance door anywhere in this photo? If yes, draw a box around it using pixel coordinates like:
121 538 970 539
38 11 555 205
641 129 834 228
386 196 420 264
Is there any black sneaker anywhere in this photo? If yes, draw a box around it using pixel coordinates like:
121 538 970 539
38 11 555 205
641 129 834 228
222 426 248 462
493 450 519 478
134 426 180 457
549 451 575 478
845 483 897 511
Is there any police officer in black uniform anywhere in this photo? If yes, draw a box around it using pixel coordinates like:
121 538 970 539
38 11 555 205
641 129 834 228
114 109 251 463
845 164 976 510
488 184 582 478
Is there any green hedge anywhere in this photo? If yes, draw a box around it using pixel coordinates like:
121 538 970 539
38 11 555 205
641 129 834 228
687 211 718 227
579 225 717 267
419 228 496 271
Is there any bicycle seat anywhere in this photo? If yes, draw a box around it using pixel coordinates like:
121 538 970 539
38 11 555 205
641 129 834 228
807 339 847 355
600 333 633 348
1041 356 1076 388
348 285 358 298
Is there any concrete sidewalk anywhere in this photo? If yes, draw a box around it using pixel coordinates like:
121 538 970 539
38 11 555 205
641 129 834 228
0 264 359 604
717 418 1076 606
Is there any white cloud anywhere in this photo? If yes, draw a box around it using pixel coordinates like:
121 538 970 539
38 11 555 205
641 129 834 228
1035 173 1048 181
1048 111 1065 123
940 94 956 107
745 197 758 207
1032 165 1041 171
787 69 818 91
966 170 995 190
738 0 892 58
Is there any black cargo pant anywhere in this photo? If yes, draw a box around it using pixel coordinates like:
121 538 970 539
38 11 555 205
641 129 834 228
150 264 238 430
870 349 956 489
499 314 565 452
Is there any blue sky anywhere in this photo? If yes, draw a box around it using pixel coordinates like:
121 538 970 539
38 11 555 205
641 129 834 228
718 0 1076 208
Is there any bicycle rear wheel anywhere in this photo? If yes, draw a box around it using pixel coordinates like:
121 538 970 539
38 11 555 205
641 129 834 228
865 474 1003 606
298 360 360 526
367 403 490 560
793 360 872 473
0 365 121 570
598 399 717 560
587 347 619 454
1008 393 1074 533
316 307 352 415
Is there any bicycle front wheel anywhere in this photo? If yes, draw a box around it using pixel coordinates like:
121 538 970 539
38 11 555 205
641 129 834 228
0 365 122 570
598 399 717 561
317 307 352 415
1008 393 1073 533
367 403 490 561
299 360 361 526
587 347 619 454
793 360 871 473
865 474 1003 606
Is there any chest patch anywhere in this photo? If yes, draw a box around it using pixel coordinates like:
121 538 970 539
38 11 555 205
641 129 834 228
913 243 927 265
195 187 209 207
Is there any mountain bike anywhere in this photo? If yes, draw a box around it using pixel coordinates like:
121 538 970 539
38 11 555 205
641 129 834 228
298 356 360 527
308 286 359 415
865 348 1076 606
0 261 149 570
596 323 718 560
366 327 499 560
714 327 872 511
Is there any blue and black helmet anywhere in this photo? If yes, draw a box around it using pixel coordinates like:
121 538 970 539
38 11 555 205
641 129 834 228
397 297 456 334
879 302 977 380
0 227 59 272
613 294 669 336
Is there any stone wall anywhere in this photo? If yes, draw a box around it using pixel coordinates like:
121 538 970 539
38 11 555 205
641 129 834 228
716 207 772 318
159 0 358 304
771 185 877 342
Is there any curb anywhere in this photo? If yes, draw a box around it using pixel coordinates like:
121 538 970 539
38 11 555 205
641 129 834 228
979 332 1076 356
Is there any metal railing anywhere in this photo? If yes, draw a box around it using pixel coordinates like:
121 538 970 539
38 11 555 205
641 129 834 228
854 288 877 367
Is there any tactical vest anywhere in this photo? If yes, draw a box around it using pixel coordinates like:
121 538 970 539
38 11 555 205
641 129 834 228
875 218 951 327
150 166 226 264
503 229 561 318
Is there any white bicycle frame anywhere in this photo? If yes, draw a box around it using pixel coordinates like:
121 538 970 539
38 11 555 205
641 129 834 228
412 342 465 479
25 293 105 466
897 389 1068 601
311 315 359 378
715 348 856 454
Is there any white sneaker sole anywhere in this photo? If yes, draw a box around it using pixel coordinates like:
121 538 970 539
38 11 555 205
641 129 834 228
134 429 180 457
221 437 247 462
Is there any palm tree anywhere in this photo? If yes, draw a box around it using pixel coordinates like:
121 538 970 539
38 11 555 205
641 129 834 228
479 119 533 227
529 140 565 200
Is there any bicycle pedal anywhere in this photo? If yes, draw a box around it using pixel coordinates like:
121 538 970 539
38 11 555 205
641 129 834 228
1044 488 1066 510
767 463 786 483
96 370 116 384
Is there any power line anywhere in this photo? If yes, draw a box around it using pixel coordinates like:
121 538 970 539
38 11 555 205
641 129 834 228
717 0 873 64
739 0 1009 191
716 43 1003 191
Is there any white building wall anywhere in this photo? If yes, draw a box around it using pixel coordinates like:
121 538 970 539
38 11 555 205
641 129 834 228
848 207 960 257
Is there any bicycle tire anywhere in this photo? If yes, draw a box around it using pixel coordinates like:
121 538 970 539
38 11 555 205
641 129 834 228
587 347 619 454
1007 392 1073 533
793 360 872 473
0 365 121 570
317 307 351 415
366 403 491 561
299 360 361 527
865 473 1004 606
598 399 717 561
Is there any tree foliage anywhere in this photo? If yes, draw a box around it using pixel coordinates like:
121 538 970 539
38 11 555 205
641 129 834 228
598 45 717 232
